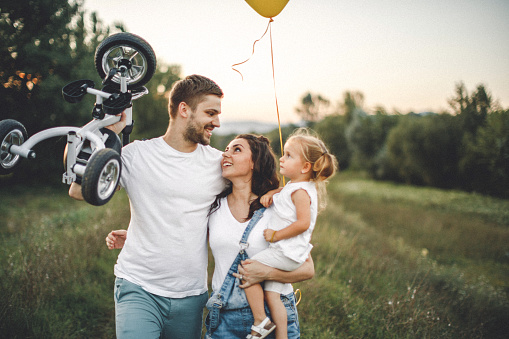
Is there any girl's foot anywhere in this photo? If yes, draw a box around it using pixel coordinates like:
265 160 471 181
246 317 276 338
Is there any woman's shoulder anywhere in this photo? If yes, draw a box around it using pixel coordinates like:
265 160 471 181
209 196 228 215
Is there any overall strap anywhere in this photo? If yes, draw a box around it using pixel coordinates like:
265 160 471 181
238 207 266 260
207 207 266 331
223 207 265 287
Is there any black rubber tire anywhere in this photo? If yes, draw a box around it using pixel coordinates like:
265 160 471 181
82 148 121 206
95 32 156 90
0 119 28 175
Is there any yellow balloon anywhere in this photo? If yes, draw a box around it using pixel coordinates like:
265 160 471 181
245 0 290 18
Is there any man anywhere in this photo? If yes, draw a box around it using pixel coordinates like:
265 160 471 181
70 74 225 338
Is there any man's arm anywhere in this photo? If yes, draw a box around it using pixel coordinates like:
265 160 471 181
233 255 315 288
69 182 84 200
106 229 127 249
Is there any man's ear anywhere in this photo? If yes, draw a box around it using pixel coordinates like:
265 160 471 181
178 102 189 118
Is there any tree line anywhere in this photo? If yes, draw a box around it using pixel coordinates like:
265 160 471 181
289 85 508 199
1 1 508 199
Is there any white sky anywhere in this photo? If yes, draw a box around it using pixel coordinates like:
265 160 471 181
84 0 509 123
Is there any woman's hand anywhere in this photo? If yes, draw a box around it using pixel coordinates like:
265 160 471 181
106 229 127 249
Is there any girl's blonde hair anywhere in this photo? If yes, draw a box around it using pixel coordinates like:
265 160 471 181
286 128 338 211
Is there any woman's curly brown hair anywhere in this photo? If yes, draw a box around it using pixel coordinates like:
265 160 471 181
208 134 280 220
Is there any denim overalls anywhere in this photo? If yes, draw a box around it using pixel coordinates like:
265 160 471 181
205 208 300 338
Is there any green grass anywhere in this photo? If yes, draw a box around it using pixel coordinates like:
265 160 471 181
0 186 129 338
294 172 509 338
1 174 508 338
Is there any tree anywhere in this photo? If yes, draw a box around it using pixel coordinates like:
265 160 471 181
0 1 142 184
345 108 400 175
314 114 351 170
459 109 509 197
339 91 365 123
448 82 491 136
0 1 90 184
1 0 81 125
295 92 330 123
131 63 182 139
386 114 462 187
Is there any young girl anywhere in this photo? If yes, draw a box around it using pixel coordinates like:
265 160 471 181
243 128 338 339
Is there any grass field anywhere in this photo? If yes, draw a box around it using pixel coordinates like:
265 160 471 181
1 173 508 338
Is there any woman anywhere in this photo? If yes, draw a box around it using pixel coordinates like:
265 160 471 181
206 134 314 338
106 134 314 338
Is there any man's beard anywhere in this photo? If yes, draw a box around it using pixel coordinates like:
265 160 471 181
184 117 212 145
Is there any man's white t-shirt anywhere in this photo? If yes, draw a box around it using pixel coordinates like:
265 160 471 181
114 137 225 298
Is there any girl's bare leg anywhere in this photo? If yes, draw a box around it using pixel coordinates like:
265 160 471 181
265 290 287 339
245 283 271 336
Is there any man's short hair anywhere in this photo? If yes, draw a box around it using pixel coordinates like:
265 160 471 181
168 74 223 118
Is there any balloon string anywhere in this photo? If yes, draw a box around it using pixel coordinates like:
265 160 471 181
231 18 274 81
232 18 285 185
269 19 285 185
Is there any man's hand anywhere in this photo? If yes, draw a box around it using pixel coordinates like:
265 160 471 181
106 111 127 135
106 229 127 249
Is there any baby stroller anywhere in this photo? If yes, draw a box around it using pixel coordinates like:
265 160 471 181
0 32 157 206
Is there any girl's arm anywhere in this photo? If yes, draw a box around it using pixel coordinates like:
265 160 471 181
234 255 315 288
263 188 311 242
260 187 283 207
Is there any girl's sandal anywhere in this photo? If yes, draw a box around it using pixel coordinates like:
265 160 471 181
246 317 276 338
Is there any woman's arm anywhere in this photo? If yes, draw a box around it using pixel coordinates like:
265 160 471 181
233 255 315 288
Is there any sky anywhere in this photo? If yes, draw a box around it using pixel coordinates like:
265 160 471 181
83 0 509 123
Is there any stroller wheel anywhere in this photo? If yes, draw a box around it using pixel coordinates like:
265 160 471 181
82 148 121 206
